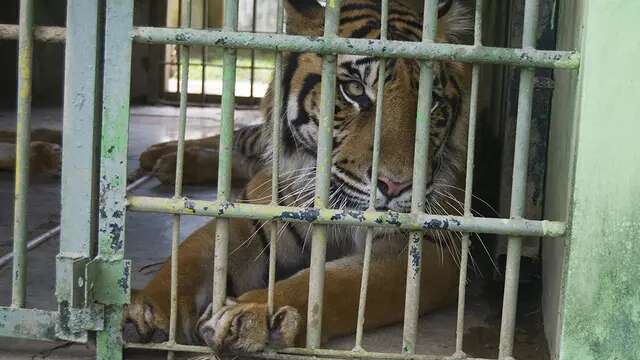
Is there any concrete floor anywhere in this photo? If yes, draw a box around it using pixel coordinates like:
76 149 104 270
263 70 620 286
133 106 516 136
0 106 549 359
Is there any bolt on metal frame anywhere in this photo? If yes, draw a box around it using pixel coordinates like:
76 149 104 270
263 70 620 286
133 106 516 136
0 0 582 359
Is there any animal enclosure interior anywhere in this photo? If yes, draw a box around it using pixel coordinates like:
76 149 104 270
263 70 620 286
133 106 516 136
0 0 593 359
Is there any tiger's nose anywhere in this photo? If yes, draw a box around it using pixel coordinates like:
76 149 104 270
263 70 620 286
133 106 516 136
377 176 412 198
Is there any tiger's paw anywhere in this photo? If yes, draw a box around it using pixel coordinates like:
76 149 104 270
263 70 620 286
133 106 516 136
139 141 178 172
149 147 218 185
197 302 300 353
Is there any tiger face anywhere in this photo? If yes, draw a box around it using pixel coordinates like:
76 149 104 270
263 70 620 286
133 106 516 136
264 0 471 215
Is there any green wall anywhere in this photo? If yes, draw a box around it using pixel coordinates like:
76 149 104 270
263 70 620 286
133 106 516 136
545 1 640 359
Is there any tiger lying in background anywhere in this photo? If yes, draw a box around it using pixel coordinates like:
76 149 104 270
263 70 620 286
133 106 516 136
127 0 473 352
0 128 62 177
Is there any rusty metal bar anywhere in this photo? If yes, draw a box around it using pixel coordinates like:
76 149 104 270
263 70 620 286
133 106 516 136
498 0 540 358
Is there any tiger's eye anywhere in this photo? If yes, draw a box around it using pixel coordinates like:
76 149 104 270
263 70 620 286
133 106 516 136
344 81 364 98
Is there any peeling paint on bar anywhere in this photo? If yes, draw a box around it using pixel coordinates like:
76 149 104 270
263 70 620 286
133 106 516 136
0 307 58 341
306 0 342 349
125 341 496 360
132 27 580 69
0 24 582 70
498 0 541 358
126 196 566 238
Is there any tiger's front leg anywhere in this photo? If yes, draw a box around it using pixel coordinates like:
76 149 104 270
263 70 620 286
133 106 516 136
138 124 265 185
197 240 460 352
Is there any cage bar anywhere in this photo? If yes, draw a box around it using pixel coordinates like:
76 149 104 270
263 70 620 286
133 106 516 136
454 0 483 355
11 0 34 309
96 0 135 358
498 0 540 358
167 1 192 359
306 0 341 349
267 0 285 318
353 0 389 351
126 341 495 360
211 0 239 313
132 27 579 69
126 195 566 238
0 24 65 42
402 0 439 353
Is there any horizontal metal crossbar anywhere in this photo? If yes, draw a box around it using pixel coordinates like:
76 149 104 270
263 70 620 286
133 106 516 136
0 24 581 70
0 307 57 341
0 24 65 43
132 27 579 69
127 196 566 237
125 342 496 360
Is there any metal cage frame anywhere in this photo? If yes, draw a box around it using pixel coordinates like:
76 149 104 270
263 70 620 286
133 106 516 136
2 0 607 359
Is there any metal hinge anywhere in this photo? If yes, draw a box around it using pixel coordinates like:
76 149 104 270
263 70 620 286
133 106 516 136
55 255 131 342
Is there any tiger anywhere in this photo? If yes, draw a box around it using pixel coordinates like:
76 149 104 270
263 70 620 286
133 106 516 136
0 128 62 177
126 0 473 352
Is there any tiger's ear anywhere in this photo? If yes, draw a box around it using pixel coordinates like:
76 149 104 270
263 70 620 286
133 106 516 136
436 0 473 45
285 0 325 36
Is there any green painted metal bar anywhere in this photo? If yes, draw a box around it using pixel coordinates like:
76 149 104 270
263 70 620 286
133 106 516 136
132 27 580 69
267 0 285 318
353 0 389 352
0 307 58 341
454 0 483 355
0 24 65 42
167 2 192 358
402 0 438 354
96 0 135 358
211 0 239 314
498 0 539 358
58 0 102 270
0 24 583 70
126 195 566 238
125 341 496 360
306 0 341 349
11 0 35 309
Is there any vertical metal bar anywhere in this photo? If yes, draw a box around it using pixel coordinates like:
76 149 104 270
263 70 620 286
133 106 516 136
249 0 258 99
498 0 539 358
306 0 341 349
212 0 239 313
168 2 192 359
353 0 388 352
201 0 208 102
402 0 438 354
175 0 182 96
454 0 482 355
97 0 134 358
59 0 102 261
266 0 285 318
57 0 102 317
11 0 34 308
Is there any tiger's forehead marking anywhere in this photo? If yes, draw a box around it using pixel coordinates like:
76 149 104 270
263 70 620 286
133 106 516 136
338 55 380 83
